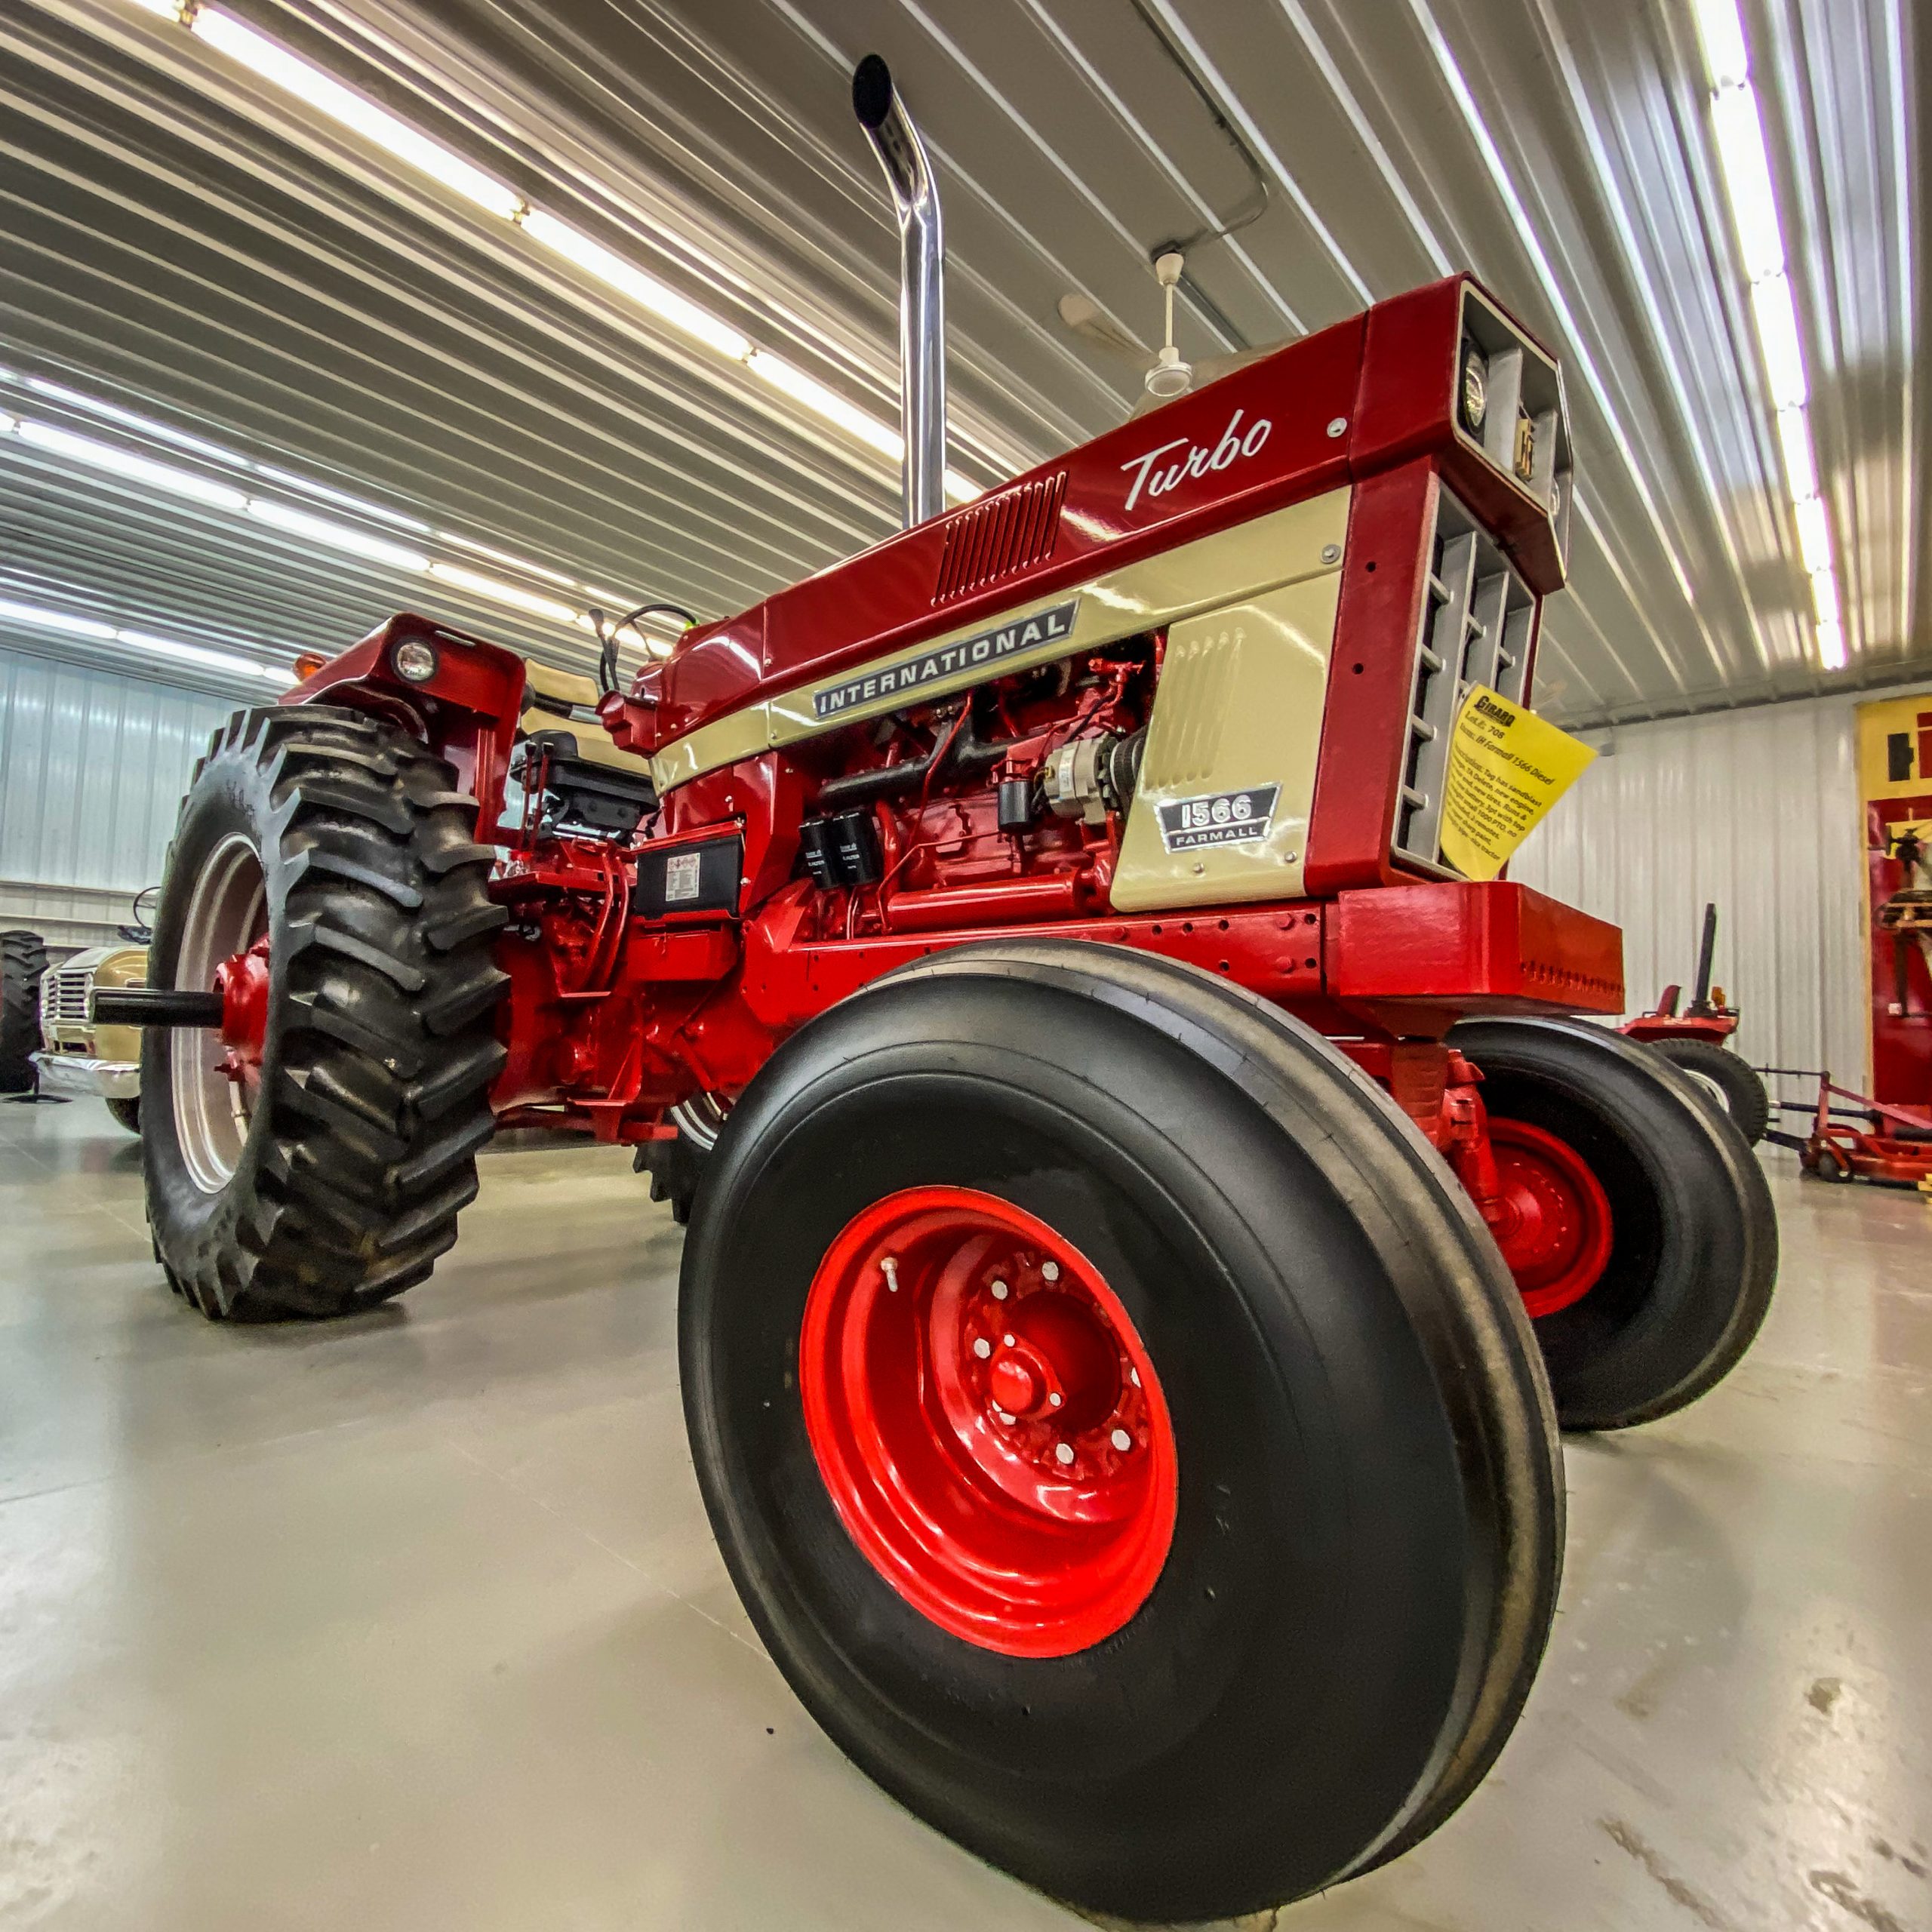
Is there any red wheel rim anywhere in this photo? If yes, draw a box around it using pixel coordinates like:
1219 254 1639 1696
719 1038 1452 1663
1488 1118 1614 1318
800 1186 1178 1657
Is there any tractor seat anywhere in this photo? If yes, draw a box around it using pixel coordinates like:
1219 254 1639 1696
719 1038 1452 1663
519 659 657 780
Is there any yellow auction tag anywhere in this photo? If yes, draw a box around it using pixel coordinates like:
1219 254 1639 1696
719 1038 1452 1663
1439 685 1596 881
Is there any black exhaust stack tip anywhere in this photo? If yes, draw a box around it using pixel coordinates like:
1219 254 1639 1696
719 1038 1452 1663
852 53 894 131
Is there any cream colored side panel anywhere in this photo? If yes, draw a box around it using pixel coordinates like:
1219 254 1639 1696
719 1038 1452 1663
1109 573 1342 913
651 707 771 791
651 489 1351 792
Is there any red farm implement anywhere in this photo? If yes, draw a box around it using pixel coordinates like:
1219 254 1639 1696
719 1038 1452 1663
1767 1071 1932 1188
94 57 1779 1923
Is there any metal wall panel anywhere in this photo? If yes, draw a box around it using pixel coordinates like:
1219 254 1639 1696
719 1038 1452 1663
1511 688 1895 1094
0 645 230 945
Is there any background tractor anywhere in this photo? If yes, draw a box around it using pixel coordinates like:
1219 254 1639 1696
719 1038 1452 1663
1620 900 1770 1143
96 57 1777 1924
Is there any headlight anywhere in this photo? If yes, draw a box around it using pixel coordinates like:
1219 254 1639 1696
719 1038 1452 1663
392 638 439 683
1458 340 1488 438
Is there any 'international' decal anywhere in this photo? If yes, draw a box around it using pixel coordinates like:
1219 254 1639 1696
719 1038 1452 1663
813 599 1080 720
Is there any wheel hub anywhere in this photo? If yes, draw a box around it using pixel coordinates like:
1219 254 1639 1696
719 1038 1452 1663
171 833 268 1195
1488 1118 1614 1318
800 1185 1177 1657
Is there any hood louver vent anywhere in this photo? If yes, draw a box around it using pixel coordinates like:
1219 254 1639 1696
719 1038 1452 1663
933 471 1066 604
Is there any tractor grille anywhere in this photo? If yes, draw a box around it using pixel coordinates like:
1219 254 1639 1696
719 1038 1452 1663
1392 485 1537 872
41 964 94 1031
932 470 1066 604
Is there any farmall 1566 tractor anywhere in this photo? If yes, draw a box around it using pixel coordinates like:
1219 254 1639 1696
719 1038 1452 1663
100 59 1777 1924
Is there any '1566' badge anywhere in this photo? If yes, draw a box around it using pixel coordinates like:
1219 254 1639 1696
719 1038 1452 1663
1155 785 1278 852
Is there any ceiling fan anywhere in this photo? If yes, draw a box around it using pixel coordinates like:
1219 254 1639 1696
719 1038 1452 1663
1057 252 1283 417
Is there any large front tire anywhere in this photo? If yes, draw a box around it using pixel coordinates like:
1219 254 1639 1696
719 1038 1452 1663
683 943 1561 1922
143 706 508 1320
1452 1017 1778 1431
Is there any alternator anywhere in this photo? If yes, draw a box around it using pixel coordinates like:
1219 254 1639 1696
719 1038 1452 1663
1041 730 1144 826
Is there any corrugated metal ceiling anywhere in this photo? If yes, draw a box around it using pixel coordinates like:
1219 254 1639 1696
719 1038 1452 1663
1 0 1922 724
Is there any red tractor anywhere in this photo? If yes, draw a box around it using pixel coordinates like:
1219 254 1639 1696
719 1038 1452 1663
1619 901 1771 1143
98 59 1777 1925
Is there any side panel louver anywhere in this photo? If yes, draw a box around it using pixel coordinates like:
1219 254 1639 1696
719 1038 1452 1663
933 471 1066 604
1392 485 1537 872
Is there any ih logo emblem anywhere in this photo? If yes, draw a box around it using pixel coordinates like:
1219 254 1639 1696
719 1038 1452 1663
1156 785 1278 852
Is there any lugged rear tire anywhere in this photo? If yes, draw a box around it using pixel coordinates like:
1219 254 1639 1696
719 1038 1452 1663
683 940 1562 1921
1 929 50 1094
142 706 509 1320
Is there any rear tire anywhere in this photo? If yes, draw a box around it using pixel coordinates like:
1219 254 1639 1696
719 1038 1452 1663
1452 1017 1777 1431
1651 1038 1770 1145
143 706 509 1319
1 929 50 1094
684 941 1562 1921
106 1097 141 1134
634 1094 725 1225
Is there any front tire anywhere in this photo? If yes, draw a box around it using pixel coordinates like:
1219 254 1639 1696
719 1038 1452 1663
684 942 1561 1921
143 706 509 1319
1651 1038 1770 1145
1452 1017 1778 1431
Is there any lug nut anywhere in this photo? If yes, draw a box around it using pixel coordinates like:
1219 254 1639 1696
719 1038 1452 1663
991 1279 1009 1300
1054 1443 1075 1466
1111 1428 1133 1451
881 1257 899 1293
1129 1367 1141 1387
973 1337 992 1359
1048 1392 1063 1407
1041 1261 1060 1282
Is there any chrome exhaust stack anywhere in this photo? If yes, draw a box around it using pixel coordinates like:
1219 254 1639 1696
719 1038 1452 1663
853 54 946 528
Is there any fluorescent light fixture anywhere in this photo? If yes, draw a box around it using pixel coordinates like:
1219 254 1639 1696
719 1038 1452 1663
23 375 248 466
1709 87 1784 282
1690 0 1751 90
118 629 294 684
97 2 999 517
1808 568 1841 629
428 560 579 624
1792 495 1832 575
123 0 184 14
522 211 750 361
18 420 251 509
1696 0 1842 674
745 349 900 459
254 465 430 531
245 497 430 569
744 354 984 500
1748 274 1807 409
0 411 14 434
189 8 524 220
0 595 117 639
1774 406 1817 499
436 530 575 586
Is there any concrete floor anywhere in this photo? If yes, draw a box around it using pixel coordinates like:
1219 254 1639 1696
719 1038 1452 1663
1 1097 1927 1932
